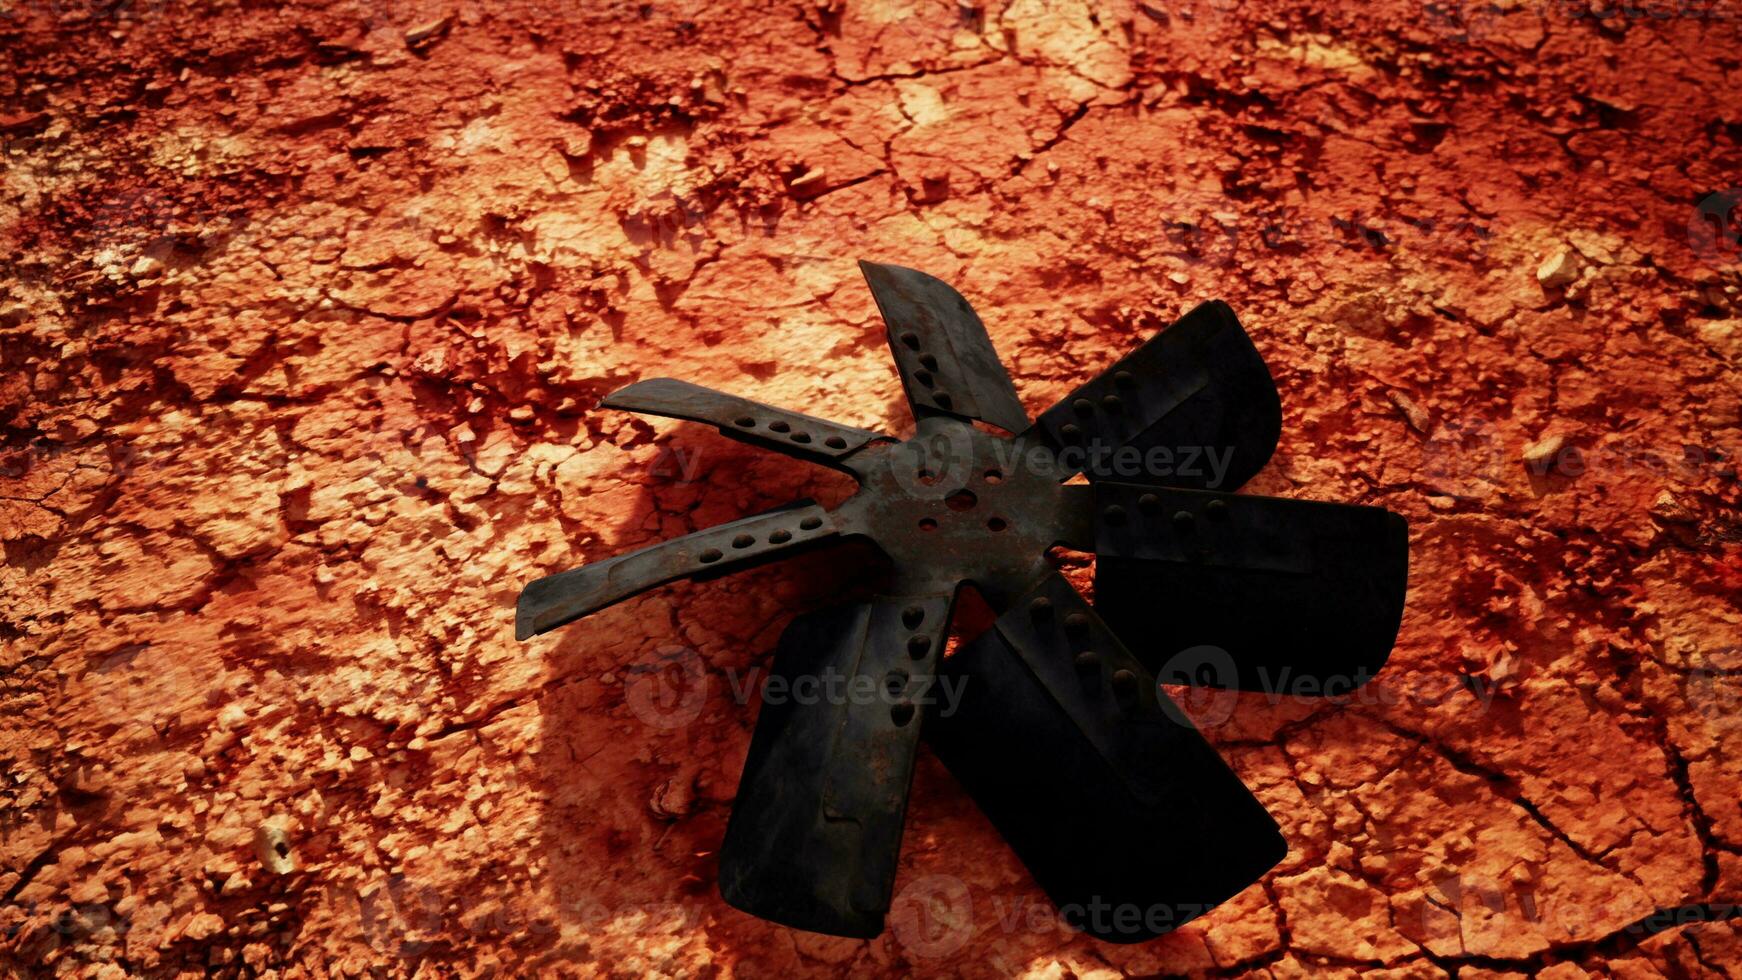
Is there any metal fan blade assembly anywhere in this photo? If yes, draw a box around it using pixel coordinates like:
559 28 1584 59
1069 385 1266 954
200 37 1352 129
514 260 1411 943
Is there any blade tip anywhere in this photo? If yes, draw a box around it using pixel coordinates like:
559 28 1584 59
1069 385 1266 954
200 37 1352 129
599 377 664 410
514 586 549 641
857 258 894 283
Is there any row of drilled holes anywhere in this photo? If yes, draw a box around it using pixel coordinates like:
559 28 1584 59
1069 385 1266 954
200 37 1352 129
1056 370 1138 440
731 415 850 450
1030 596 1142 709
889 604 931 725
1102 495 1230 529
695 515 826 564
896 330 955 411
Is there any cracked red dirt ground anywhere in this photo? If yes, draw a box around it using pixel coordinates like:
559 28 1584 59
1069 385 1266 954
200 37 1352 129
3 0 1741 976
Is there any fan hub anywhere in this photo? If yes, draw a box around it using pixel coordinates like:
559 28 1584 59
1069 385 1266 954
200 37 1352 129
832 418 1074 601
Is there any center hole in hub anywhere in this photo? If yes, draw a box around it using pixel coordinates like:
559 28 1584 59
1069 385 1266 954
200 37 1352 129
944 489 977 512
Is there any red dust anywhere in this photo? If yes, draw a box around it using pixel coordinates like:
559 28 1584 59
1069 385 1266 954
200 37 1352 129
2 0 1740 977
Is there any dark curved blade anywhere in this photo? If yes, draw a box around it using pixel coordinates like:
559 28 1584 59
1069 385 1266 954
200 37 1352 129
1090 483 1409 693
719 591 955 937
515 502 839 639
603 378 888 473
858 261 1030 434
1025 300 1280 491
926 573 1285 943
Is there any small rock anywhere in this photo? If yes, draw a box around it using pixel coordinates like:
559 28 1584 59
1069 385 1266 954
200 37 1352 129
129 255 164 278
184 911 226 941
1649 490 1698 524
913 170 950 204
559 131 593 159
649 773 694 821
1386 390 1431 434
0 111 49 135
1536 246 1581 289
217 702 249 731
254 822 296 875
787 167 828 199
1522 433 1567 474
404 14 453 50
410 346 449 377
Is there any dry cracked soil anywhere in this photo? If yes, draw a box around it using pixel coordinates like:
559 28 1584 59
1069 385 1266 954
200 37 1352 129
3 0 1742 977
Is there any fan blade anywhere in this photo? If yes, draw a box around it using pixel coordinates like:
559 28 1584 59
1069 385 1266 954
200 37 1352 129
1090 483 1409 694
603 377 888 470
926 573 1285 943
719 592 955 937
858 261 1030 434
515 503 839 639
1026 301 1280 491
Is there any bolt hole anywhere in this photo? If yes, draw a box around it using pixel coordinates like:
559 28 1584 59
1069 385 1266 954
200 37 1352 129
907 635 932 658
734 416 755 427
769 529 792 544
732 534 754 549
901 607 925 629
944 489 977 512
699 549 723 563
900 332 921 350
789 431 811 444
824 435 847 449
800 516 823 530
768 420 791 433
918 517 938 531
917 468 936 484
885 671 907 696
915 370 933 386
987 517 1008 532
891 702 915 726
983 468 1003 484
